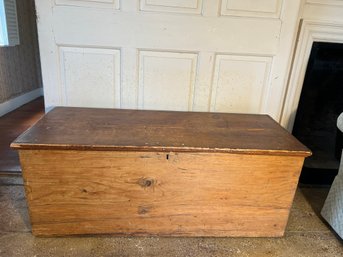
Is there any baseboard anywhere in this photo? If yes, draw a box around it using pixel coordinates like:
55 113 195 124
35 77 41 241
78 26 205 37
0 88 43 117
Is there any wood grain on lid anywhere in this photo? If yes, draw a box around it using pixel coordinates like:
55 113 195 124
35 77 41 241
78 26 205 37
11 107 311 156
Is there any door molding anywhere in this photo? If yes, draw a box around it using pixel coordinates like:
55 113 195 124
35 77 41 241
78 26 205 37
281 20 343 131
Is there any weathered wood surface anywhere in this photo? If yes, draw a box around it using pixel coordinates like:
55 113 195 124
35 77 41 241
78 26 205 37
13 107 311 237
20 150 304 237
11 107 311 157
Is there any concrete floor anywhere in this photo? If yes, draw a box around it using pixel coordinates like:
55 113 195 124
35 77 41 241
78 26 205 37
0 176 342 257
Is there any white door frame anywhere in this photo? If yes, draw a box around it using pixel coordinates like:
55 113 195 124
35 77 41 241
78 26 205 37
281 20 343 131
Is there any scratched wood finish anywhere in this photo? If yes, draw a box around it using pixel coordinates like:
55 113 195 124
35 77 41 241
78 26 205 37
19 150 305 237
11 107 311 156
12 107 311 237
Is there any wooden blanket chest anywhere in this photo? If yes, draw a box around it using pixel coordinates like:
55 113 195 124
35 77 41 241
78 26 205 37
11 107 311 237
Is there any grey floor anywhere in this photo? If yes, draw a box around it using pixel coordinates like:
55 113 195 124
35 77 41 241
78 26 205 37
0 176 342 257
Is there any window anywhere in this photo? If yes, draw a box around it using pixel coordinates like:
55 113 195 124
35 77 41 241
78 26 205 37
0 0 19 47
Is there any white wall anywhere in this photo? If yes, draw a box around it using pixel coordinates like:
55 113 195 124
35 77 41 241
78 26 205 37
302 0 343 23
35 0 303 122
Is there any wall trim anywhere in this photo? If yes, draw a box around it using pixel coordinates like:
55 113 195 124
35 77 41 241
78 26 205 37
306 0 343 7
0 88 43 117
280 20 343 131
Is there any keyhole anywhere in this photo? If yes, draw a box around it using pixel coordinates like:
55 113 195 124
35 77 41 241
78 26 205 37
166 154 169 160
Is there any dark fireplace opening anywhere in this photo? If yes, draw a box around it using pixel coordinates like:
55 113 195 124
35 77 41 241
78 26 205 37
292 42 343 185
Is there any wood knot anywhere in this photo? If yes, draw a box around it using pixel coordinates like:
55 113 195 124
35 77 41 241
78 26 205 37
138 177 154 188
138 205 151 215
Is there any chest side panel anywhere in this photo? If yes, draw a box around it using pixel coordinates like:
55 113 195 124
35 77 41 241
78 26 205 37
20 150 304 237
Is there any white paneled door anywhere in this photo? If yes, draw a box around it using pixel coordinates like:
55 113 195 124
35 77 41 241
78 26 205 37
35 0 302 121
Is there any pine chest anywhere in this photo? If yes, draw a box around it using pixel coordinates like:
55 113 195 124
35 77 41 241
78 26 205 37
11 107 311 237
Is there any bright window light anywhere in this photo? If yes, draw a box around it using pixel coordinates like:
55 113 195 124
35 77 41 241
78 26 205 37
0 0 19 47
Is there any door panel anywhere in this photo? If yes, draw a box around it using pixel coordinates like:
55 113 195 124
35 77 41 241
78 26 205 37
210 55 272 113
140 0 203 14
59 46 120 108
35 0 302 121
221 0 283 18
138 51 197 111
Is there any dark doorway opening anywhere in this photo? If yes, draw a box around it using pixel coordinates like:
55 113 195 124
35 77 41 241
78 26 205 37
292 42 343 185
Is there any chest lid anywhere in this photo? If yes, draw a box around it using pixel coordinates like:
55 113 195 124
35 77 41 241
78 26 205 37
11 107 311 157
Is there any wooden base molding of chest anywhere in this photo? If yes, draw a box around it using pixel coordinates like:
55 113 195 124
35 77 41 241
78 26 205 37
12 107 311 237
